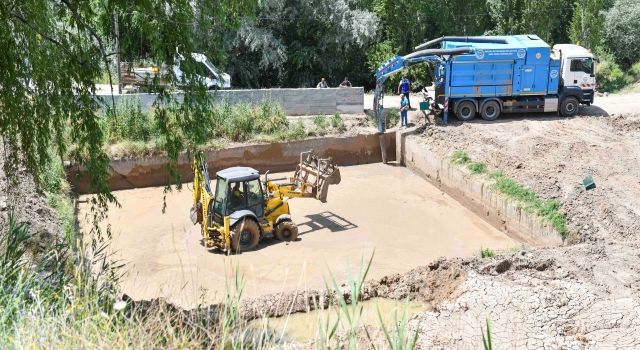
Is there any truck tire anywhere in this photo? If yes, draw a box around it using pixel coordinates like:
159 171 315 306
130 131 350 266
275 220 298 242
560 97 579 117
455 100 476 121
480 100 501 121
231 219 260 253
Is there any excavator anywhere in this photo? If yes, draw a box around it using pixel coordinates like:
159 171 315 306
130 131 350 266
190 150 341 253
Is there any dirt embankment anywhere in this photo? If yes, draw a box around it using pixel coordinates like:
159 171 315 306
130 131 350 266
0 150 63 263
417 112 640 243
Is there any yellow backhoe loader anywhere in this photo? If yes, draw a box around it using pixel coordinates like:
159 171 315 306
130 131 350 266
190 150 341 253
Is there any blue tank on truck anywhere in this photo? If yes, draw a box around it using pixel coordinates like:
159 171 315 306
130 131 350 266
373 35 596 126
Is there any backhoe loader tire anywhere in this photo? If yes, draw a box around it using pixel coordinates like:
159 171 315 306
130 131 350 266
231 219 260 253
275 220 298 242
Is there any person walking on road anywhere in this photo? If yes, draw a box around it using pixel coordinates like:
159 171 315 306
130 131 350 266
397 76 412 108
400 93 409 127
317 77 328 88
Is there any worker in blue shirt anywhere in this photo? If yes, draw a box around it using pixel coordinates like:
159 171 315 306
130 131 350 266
400 93 409 127
397 76 412 109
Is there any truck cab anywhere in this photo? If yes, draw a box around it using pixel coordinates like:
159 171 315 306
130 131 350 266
174 53 231 90
553 44 596 105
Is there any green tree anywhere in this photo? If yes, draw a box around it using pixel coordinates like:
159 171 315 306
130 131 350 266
569 0 612 50
228 0 380 88
603 0 640 67
486 0 575 44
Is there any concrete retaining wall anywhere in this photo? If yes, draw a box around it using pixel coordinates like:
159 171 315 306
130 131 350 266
102 87 364 116
401 132 563 246
70 132 395 193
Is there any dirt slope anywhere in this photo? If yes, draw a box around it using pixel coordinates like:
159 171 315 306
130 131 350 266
415 108 640 243
0 149 63 262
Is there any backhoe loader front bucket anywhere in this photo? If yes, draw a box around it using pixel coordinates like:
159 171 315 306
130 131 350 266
292 151 341 202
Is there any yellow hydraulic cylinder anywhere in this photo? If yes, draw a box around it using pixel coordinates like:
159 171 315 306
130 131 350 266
223 216 231 249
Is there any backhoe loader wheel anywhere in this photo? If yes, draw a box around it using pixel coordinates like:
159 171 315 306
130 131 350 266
275 220 298 242
231 219 260 253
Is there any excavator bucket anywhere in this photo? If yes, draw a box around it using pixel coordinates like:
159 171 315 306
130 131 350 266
292 151 341 202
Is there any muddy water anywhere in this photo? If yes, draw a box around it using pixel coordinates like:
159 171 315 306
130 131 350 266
249 297 429 342
78 163 517 307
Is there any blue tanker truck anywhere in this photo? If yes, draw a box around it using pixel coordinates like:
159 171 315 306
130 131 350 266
374 35 596 130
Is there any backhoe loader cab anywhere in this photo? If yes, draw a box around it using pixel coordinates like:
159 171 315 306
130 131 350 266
210 167 264 226
191 150 341 253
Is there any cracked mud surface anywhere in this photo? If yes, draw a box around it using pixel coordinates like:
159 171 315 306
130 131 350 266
411 242 640 349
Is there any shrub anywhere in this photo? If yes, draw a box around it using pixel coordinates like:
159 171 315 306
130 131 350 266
480 248 496 258
451 150 471 164
270 120 306 141
253 100 288 134
467 162 487 174
106 97 155 143
331 113 346 131
596 58 628 92
313 115 328 136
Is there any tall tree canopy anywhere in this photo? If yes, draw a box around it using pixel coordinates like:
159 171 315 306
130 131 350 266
603 0 640 67
227 0 379 88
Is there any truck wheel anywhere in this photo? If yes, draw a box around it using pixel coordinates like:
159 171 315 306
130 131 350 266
275 220 298 242
231 219 260 253
455 100 476 121
560 97 579 117
480 100 501 121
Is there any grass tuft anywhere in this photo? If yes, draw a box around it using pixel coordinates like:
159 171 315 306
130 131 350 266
451 151 568 237
467 162 487 174
313 115 328 136
331 113 346 131
490 172 567 236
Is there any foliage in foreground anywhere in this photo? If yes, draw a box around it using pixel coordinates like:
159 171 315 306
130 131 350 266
482 319 494 350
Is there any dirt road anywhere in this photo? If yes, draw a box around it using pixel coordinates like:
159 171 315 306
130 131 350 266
78 163 516 307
